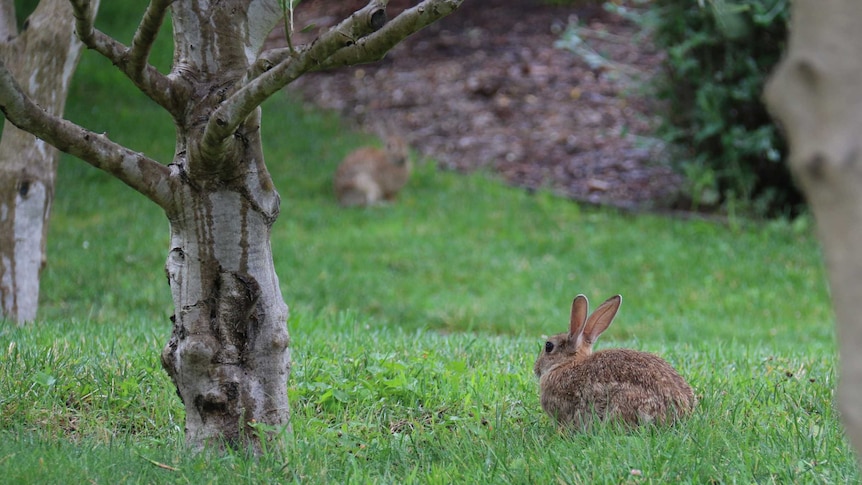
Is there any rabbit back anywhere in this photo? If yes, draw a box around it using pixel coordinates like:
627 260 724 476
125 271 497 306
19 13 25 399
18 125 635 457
334 147 384 206
334 143 410 206
377 137 410 197
540 348 695 429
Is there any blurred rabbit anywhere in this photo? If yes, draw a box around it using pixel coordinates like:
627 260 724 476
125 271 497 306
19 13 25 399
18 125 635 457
334 136 411 207
534 294 696 430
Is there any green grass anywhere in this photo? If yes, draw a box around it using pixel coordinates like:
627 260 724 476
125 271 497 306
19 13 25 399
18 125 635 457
0 311 851 482
0 3 858 483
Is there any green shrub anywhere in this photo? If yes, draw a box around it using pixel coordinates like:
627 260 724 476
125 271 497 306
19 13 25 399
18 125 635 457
652 0 801 217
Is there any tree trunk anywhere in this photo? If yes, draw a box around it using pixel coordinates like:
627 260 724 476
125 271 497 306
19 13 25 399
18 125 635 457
764 0 862 462
155 1 291 452
0 0 93 324
160 115 291 451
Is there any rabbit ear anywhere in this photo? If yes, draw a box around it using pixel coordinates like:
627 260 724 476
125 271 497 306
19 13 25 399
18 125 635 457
569 294 589 337
582 295 622 345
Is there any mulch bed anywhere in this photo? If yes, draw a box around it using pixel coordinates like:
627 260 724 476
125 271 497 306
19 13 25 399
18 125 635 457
278 0 684 210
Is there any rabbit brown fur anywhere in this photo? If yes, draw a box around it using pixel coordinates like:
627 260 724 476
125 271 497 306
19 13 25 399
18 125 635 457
534 294 695 430
334 137 411 207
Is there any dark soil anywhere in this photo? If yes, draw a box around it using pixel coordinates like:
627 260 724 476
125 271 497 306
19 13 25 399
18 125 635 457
279 0 684 210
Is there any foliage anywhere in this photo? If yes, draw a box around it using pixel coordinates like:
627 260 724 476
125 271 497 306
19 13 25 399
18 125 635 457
651 0 800 217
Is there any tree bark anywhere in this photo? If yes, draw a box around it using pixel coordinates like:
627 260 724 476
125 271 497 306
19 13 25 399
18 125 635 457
0 0 96 324
764 0 862 462
159 0 291 452
0 0 463 452
160 111 292 451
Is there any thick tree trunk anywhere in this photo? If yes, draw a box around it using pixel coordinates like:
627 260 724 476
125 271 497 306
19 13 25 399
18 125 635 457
764 0 862 462
156 0 291 452
0 0 92 324
160 117 291 451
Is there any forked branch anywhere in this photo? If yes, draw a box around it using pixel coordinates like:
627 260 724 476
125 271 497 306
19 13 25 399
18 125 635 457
127 0 173 78
200 0 463 159
0 59 174 208
315 0 462 70
199 0 388 160
69 0 177 115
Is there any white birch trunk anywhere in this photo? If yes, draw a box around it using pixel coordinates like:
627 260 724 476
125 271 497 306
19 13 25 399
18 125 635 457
0 0 94 324
764 0 862 462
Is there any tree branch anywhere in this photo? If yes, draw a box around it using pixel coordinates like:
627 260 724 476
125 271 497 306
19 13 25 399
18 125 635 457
0 0 16 41
69 0 177 115
200 0 463 160
199 0 387 161
314 0 463 70
127 0 172 78
0 59 174 208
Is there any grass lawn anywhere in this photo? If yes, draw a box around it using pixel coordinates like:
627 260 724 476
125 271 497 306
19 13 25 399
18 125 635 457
1 3 858 484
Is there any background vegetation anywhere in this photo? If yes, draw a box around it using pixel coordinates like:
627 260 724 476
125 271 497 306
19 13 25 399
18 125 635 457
1 1 858 483
651 0 798 217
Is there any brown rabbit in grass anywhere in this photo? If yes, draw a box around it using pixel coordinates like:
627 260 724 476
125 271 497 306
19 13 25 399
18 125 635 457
334 136 411 207
534 294 695 430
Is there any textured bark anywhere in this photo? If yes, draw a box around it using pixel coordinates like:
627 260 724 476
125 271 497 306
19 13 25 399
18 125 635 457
153 0 291 452
764 0 862 462
160 113 291 451
0 0 96 324
0 0 463 451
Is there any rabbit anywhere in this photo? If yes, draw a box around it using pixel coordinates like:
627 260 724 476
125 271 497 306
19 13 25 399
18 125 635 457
533 294 695 430
333 136 411 207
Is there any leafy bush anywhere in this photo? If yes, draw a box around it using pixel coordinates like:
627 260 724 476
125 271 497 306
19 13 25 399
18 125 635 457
652 0 801 216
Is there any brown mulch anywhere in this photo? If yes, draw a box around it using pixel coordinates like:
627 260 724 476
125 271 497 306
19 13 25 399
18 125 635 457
278 0 684 211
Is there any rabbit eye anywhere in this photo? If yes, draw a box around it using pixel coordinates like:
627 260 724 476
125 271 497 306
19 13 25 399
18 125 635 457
544 341 554 353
